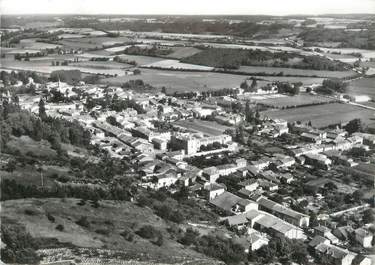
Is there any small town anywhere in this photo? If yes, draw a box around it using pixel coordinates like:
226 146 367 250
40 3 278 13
0 2 374 265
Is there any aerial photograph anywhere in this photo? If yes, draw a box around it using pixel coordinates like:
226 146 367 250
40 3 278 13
0 0 374 264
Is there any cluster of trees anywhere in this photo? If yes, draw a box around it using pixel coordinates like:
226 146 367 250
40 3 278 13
1 223 40 264
1 179 133 202
137 192 185 224
136 225 164 246
245 101 261 124
51 60 70 66
14 51 46 61
240 78 258 92
199 142 228 152
1 70 47 85
181 48 349 71
276 81 302 95
89 57 110 61
50 70 82 84
113 56 137 65
86 93 145 114
1 101 91 152
194 234 246 264
121 79 151 91
316 78 348 95
172 87 239 99
185 154 233 168
344 118 363 134
249 236 309 264
106 116 123 128
123 45 172 57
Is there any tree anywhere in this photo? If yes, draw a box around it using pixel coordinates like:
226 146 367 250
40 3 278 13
363 209 374 224
76 216 90 228
179 228 199 246
245 101 254 123
250 78 257 91
38 98 47 120
55 224 64 231
352 190 363 202
344 119 362 134
240 80 248 90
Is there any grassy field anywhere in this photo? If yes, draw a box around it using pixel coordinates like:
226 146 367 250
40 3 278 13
249 93 334 108
235 65 356 78
262 102 375 128
174 120 231 136
1 198 212 263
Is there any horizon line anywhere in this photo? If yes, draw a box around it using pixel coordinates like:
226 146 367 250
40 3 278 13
2 12 375 17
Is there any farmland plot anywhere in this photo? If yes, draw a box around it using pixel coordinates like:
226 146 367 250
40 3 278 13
262 102 375 128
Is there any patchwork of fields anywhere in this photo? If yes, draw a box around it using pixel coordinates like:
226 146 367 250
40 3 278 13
100 68 326 92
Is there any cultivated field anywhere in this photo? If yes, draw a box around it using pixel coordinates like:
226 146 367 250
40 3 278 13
262 102 375 128
249 93 335 108
173 120 231 136
346 77 375 98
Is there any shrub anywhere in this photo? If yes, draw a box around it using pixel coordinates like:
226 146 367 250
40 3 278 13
120 228 134 242
55 224 64 231
76 216 90 228
179 228 199 246
95 229 110 235
24 209 37 216
77 199 86 206
136 225 158 239
46 213 55 223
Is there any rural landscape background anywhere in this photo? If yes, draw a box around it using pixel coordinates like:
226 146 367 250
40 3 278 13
0 2 375 265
